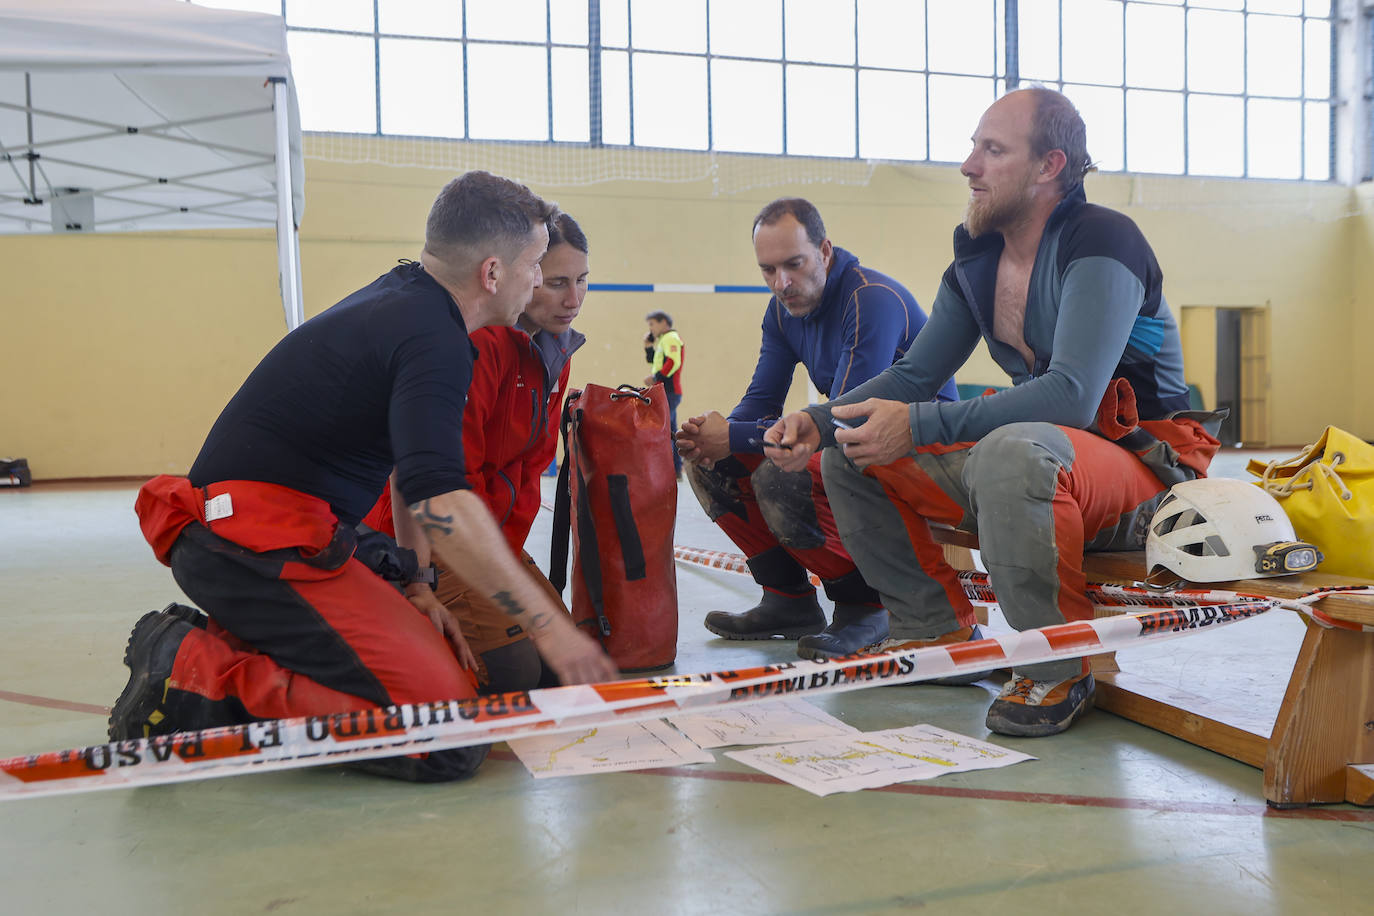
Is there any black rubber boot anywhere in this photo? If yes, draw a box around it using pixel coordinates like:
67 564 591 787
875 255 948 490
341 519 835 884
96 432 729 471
164 603 208 629
108 606 196 741
794 604 890 660
703 590 825 640
344 744 491 783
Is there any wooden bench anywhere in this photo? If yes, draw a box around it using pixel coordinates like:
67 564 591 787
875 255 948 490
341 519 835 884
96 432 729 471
932 525 1374 808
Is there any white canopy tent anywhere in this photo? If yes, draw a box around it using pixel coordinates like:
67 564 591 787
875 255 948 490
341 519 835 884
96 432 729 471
0 0 306 328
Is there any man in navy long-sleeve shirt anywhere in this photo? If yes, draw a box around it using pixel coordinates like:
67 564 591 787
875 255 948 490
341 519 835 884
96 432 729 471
676 198 957 658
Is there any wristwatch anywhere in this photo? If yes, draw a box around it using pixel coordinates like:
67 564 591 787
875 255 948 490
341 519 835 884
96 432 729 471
406 563 438 591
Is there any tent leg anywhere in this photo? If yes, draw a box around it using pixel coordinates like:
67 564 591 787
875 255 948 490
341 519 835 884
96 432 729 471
272 77 303 331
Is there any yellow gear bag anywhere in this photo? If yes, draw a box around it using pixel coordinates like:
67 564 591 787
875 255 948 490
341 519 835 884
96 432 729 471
1247 426 1374 577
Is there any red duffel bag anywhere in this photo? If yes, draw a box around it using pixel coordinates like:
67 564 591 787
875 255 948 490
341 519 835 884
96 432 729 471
550 383 678 671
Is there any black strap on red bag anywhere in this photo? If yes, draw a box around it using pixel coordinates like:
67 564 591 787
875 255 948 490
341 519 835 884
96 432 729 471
550 392 610 636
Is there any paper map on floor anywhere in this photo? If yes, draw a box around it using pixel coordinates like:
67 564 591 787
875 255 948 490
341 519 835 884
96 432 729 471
724 724 1036 796
666 697 859 748
508 719 714 778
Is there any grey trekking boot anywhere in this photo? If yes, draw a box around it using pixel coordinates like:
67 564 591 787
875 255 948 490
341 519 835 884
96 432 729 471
795 604 889 659
703 590 825 640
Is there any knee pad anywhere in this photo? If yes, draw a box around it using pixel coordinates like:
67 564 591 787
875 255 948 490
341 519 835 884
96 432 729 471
751 461 825 550
480 640 543 695
686 459 750 523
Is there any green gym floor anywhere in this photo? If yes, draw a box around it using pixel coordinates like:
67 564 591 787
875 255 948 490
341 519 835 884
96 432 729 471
2 452 1372 915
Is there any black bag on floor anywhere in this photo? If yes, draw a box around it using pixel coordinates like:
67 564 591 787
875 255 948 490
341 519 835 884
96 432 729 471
1 457 30 487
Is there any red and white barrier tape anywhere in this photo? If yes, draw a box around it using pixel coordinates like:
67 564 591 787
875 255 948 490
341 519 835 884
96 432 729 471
674 545 1374 631
672 544 825 587
672 545 751 577
1 595 1274 801
1290 584 1374 632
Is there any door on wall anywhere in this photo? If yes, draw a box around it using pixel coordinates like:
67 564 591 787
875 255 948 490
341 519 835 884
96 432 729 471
1213 306 1271 447
1178 304 1271 448
1215 309 1242 445
1236 307 1270 446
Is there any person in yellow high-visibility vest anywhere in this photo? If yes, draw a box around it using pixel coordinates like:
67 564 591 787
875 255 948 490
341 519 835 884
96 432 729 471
644 310 685 476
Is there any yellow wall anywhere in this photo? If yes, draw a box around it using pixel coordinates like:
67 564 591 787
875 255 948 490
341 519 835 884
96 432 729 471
1354 182 1374 437
1178 306 1217 412
1 139 1367 480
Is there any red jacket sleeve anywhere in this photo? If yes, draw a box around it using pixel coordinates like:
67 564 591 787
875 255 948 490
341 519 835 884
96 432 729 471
502 359 570 551
463 329 511 522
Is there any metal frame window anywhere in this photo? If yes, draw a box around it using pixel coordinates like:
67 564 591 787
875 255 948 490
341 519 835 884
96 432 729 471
1010 0 1336 181
195 0 1344 181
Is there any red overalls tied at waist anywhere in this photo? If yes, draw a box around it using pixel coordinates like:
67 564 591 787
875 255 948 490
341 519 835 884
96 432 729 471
1094 377 1222 485
135 475 355 579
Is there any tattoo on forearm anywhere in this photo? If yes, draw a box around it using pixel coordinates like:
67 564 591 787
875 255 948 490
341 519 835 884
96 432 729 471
491 591 552 631
492 591 524 618
410 499 454 538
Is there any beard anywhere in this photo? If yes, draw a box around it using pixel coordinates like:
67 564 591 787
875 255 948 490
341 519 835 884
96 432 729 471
963 171 1036 238
777 268 827 317
780 290 822 317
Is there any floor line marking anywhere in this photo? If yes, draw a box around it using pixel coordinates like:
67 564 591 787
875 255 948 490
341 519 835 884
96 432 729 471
486 749 1374 822
0 689 110 716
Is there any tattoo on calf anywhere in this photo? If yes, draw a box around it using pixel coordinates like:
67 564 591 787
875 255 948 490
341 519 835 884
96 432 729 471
410 499 454 538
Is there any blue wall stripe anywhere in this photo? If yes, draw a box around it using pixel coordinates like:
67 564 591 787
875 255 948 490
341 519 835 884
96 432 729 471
589 283 769 294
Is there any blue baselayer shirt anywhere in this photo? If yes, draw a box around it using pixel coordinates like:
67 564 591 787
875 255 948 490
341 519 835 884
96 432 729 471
190 262 474 526
805 187 1191 449
727 246 959 454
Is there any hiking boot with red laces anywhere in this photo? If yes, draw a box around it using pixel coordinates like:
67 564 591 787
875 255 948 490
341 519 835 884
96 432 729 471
858 625 992 685
986 671 1096 737
107 606 196 741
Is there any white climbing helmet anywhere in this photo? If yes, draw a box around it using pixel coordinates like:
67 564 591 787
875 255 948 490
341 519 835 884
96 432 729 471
1145 478 1322 583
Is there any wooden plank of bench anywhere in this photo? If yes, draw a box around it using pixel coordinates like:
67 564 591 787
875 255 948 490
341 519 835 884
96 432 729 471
1075 551 1374 629
932 525 981 551
1094 671 1270 768
1346 765 1374 807
1264 620 1374 806
928 525 1374 627
939 542 987 626
929 523 1374 806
